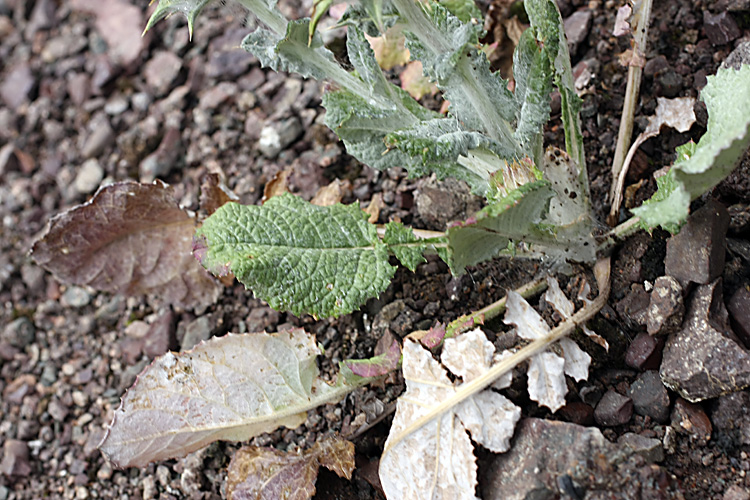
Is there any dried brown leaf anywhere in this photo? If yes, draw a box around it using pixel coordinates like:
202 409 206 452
399 61 437 100
369 26 410 70
199 173 239 215
364 193 384 224
227 437 355 500
310 179 350 207
262 167 292 203
31 181 220 309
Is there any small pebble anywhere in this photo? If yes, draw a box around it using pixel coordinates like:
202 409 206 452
594 390 633 426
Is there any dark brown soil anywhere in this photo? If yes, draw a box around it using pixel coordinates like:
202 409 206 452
1 0 750 499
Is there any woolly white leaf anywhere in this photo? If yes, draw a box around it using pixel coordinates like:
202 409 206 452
504 290 550 340
380 332 520 500
526 351 566 412
558 337 590 382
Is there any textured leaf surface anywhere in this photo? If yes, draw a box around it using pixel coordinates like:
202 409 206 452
634 65 750 229
31 181 221 309
379 330 521 500
226 437 354 500
194 193 394 318
503 281 591 411
383 223 426 272
99 329 361 468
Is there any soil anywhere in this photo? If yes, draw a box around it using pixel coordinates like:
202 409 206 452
1 0 750 499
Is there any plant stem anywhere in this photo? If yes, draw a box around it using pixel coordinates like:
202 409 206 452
608 0 653 226
384 257 611 453
596 216 642 257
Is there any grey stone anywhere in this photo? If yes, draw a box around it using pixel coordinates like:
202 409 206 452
618 433 665 463
0 63 34 109
198 81 237 110
482 418 679 500
728 286 750 348
703 11 741 46
41 32 88 63
661 279 750 402
74 158 104 194
258 117 302 159
143 310 176 358
139 127 182 182
723 41 750 71
724 485 750 500
629 370 671 423
647 276 684 335
72 0 145 66
61 286 91 307
81 115 114 158
0 440 31 478
25 0 56 38
415 177 482 230
66 73 90 106
564 10 592 52
712 391 750 446
206 28 256 80
144 51 183 96
104 95 129 115
2 317 35 348
594 390 633 426
179 313 224 351
665 200 729 289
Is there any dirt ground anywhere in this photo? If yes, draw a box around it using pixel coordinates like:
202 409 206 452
2 0 750 499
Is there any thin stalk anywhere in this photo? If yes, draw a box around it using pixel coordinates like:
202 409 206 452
608 0 653 226
384 257 611 454
596 216 642 257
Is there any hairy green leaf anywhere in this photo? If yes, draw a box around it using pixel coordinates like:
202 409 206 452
99 329 367 468
383 222 427 271
634 65 750 230
194 193 395 318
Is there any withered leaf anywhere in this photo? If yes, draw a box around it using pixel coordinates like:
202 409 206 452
199 173 239 215
31 181 220 309
227 437 355 500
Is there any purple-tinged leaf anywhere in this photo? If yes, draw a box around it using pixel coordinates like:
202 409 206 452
343 339 401 378
226 437 355 500
31 181 220 309
99 329 363 468
420 323 446 349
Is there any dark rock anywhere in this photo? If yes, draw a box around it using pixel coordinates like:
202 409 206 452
618 433 665 463
644 55 669 78
711 391 750 446
144 51 183 97
615 283 650 330
245 306 281 333
625 332 665 370
647 276 684 335
0 440 32 478
664 200 729 289
2 317 35 348
564 10 592 52
482 418 679 500
703 11 741 46
723 41 750 71
656 69 684 98
661 279 750 401
671 397 712 441
1 63 35 109
558 402 594 426
728 286 750 348
594 390 633 426
629 370 671 423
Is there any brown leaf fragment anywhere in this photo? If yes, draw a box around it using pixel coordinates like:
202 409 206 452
31 181 221 309
399 61 437 100
262 167 292 203
613 5 632 36
199 173 239 215
226 437 355 500
310 179 351 207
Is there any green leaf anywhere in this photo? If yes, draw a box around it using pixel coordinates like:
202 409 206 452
633 65 750 230
512 28 553 164
394 0 519 145
194 193 395 318
447 180 595 273
144 0 214 39
383 222 427 271
439 0 481 22
525 0 586 188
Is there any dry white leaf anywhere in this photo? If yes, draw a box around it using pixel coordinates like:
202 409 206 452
379 331 520 500
546 276 608 350
527 351 567 412
645 97 696 136
558 337 590 382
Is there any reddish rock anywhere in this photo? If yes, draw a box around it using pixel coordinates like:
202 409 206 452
1 440 32 478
